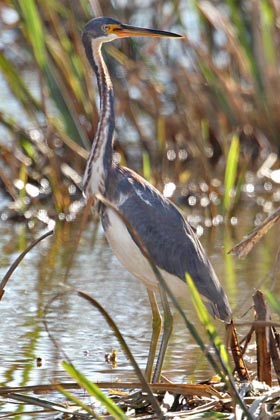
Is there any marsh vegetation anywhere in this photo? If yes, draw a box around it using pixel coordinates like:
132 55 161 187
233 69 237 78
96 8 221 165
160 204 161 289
1 0 280 418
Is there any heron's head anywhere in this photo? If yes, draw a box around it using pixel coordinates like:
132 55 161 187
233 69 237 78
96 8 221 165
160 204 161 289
82 17 182 44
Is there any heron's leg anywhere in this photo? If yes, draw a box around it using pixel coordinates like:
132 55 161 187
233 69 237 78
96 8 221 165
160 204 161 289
145 289 162 383
152 287 173 383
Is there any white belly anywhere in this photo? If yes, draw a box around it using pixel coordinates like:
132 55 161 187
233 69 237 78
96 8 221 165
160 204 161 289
104 208 184 294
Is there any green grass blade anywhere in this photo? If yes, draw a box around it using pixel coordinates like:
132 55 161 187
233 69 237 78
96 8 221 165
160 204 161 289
0 52 40 113
17 0 46 68
62 361 128 420
223 134 240 213
56 383 101 419
198 63 235 123
260 0 276 66
185 274 231 373
265 290 280 316
225 0 260 83
12 0 90 147
44 63 90 147
142 151 152 182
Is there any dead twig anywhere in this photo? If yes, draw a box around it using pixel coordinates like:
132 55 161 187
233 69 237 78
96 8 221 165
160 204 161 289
229 207 280 258
253 291 272 386
0 381 224 399
226 321 250 381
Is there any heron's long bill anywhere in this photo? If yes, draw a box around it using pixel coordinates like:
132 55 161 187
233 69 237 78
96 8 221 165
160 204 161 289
112 23 183 38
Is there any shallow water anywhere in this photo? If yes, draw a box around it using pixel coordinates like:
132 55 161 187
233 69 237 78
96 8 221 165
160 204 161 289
0 205 279 417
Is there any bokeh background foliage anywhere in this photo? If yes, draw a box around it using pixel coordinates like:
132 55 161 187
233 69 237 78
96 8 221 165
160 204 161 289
0 0 280 225
1 3 280 414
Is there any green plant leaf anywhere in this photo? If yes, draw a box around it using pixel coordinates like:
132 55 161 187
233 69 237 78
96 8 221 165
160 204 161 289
55 383 100 419
142 151 152 182
185 274 231 372
0 52 40 113
223 135 240 213
62 361 128 420
18 0 46 68
260 0 276 66
266 290 280 316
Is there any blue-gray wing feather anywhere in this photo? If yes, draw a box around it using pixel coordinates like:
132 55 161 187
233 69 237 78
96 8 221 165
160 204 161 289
105 166 231 322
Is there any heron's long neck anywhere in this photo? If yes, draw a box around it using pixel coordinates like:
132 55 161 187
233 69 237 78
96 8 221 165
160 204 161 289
83 40 114 197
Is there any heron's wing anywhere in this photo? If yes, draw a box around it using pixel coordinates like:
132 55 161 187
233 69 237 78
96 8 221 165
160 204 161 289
111 167 231 322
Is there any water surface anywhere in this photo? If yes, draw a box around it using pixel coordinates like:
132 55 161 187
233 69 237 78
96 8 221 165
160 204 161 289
0 206 279 417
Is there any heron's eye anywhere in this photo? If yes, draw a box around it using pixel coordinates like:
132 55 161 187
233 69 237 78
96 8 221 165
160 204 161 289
102 24 110 33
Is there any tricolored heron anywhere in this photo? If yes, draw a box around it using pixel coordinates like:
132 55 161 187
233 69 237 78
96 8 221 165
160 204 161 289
82 17 232 382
